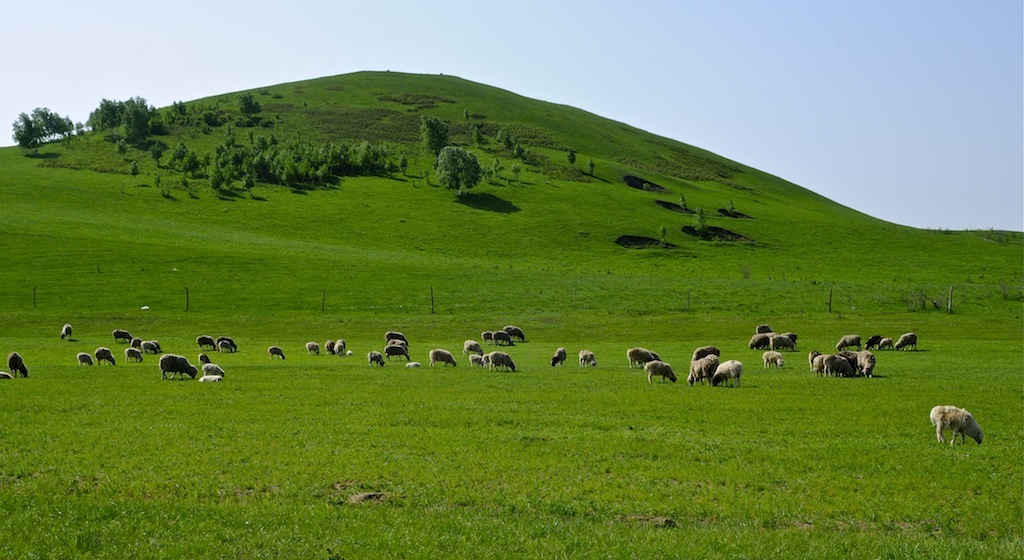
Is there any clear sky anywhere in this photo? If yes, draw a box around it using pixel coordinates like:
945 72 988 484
3 0 1020 230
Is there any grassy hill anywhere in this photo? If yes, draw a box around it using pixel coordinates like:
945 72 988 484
0 71 1021 558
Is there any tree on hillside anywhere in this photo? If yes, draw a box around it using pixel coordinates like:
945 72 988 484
12 108 74 154
12 113 40 154
435 146 482 196
587 158 595 176
695 208 708 238
238 93 262 116
420 115 449 156
567 148 576 167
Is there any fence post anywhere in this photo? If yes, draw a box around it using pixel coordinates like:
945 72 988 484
828 287 833 313
573 288 577 312
33 287 37 309
430 287 435 314
185 287 189 311
947 286 954 314
321 291 326 312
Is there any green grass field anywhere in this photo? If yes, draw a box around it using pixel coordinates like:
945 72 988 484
1 71 1021 558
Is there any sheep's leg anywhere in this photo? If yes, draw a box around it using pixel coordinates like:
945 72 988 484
935 426 945 443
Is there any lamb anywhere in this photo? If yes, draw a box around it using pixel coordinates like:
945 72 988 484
485 351 516 372
124 347 143 363
94 347 116 366
691 345 720 362
385 331 408 346
748 333 771 350
823 354 854 377
469 354 485 367
306 341 320 355
201 363 225 377
895 332 918 351
755 324 773 334
550 347 568 367
405 362 421 368
198 374 223 383
878 337 895 350
856 351 876 377
77 352 94 366
268 346 286 360
712 359 743 387
808 351 822 372
930 405 983 445
579 350 597 367
385 338 407 348
864 335 883 350
770 334 796 351
644 360 677 383
687 354 719 385
112 329 133 343
384 344 410 361
835 334 861 351
159 354 198 380
198 353 211 364
481 331 494 344
626 347 660 368
141 340 162 354
216 336 237 352
502 326 526 342
428 349 457 367
61 323 73 341
463 340 483 356
762 351 784 369
492 331 514 346
367 351 385 367
196 335 216 350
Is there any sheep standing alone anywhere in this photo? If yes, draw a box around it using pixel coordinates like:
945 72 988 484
550 347 568 367
691 346 720 362
748 333 771 350
268 346 286 360
688 354 719 385
94 347 116 366
626 347 660 368
125 347 143 363
644 360 677 383
930 405 983 445
762 351 784 369
895 332 918 351
428 349 457 367
61 324 73 341
579 350 597 367
112 329 133 344
463 340 483 356
196 335 216 350
306 341 320 355
835 334 862 351
712 360 743 387
485 351 516 372
77 352 94 366
367 351 385 367
159 354 198 380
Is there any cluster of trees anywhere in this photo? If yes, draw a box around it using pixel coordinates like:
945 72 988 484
11 108 81 154
88 97 162 144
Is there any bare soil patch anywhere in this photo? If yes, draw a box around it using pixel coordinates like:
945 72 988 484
718 208 754 219
680 226 754 243
656 200 695 214
623 175 668 192
616 235 677 249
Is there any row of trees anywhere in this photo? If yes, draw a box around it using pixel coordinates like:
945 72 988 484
88 97 161 144
11 108 80 154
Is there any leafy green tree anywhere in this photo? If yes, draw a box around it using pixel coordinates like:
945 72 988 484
435 146 482 195
490 157 504 182
567 148 577 167
12 108 73 153
129 160 139 182
511 162 522 183
588 158 595 176
88 99 123 133
420 115 449 156
679 193 687 211
659 225 667 247
695 208 708 238
150 143 165 167
728 200 736 214
12 113 40 153
120 97 153 144
238 93 261 115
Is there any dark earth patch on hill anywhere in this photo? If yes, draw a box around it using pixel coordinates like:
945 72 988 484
656 200 695 214
455 192 520 214
718 208 754 219
616 235 677 249
623 175 668 192
680 226 755 243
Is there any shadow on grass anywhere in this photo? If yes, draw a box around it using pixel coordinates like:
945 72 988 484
455 192 520 214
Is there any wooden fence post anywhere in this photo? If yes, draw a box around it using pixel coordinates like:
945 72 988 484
430 287 435 314
947 286 954 314
185 287 189 311
828 287 833 314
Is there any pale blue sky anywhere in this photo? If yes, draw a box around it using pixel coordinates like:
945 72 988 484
3 0 1020 230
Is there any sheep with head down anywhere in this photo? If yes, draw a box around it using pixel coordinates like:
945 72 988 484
823 354 854 377
428 349 457 367
125 347 143 363
748 333 771 350
463 340 483 356
492 331 514 346
770 334 796 352
141 340 162 354
306 341 320 355
579 350 597 367
384 344 410 361
469 354 485 367
94 347 116 366
712 360 742 387
112 329 133 344
930 405 982 445
550 347 568 367
77 352 94 366
268 346 286 360
626 347 660 368
486 351 516 372
367 351 385 367
502 325 525 342
856 351 876 377
196 335 216 350
878 338 894 351
198 363 225 381
644 360 677 383
691 346 720 362
688 354 719 385
61 324 73 341
864 335 883 350
159 354 198 380
895 332 918 351
762 351 784 369
808 351 822 372
835 334 861 351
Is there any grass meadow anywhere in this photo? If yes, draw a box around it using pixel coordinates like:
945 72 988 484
1 72 1022 558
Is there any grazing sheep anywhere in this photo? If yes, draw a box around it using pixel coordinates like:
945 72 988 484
687 354 720 385
469 354 485 367
864 335 883 350
762 351 784 369
0 372 13 379
216 336 237 352
325 340 336 355
306 341 320 355
428 349 457 367
141 340 162 354
481 331 494 344
691 345 720 362
198 353 211 364
823 354 855 377
334 339 347 355
779 332 798 345
77 352 94 366
385 331 408 346
748 333 771 350
856 351 876 377
124 347 143 363
61 323 73 341
770 334 796 352
112 329 133 343
268 346 286 360
159 354 198 380
131 337 143 349
626 347 660 368
878 337 895 351
201 363 225 377
463 340 483 356
197 374 223 382
755 324 773 334
895 332 918 351
502 325 526 342
835 334 862 351
367 351 385 367
406 362 421 368
930 405 983 445
492 331 514 346
550 347 568 367
486 351 516 372
644 360 677 383
94 347 116 366
712 360 743 387
837 351 861 373
196 335 216 350
384 344 410 361
808 351 822 372
385 338 407 348
579 350 597 367
812 353 827 376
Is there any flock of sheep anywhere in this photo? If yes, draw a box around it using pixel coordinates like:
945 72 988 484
0 322 981 445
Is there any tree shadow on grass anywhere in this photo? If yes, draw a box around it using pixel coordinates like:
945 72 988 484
455 192 520 214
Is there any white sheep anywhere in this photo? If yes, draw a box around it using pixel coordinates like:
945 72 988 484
856 351 876 377
325 340 336 355
770 334 796 352
687 354 719 385
691 345 720 362
895 332 918 351
712 360 742 387
198 374 223 382
550 347 568 367
469 354 485 367
823 354 854 377
405 361 421 368
878 337 895 350
485 351 516 372
77 352 94 366
367 351 385 367
762 351 784 369
644 360 677 383
124 347 143 363
94 347 116 366
268 346 286 360
463 340 483 356
141 340 162 354
428 349 457 367
159 354 198 380
334 339 347 355
578 350 597 367
306 341 320 355
808 351 822 372
748 333 771 350
812 353 827 376
930 405 983 445
626 347 660 368
835 334 861 351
